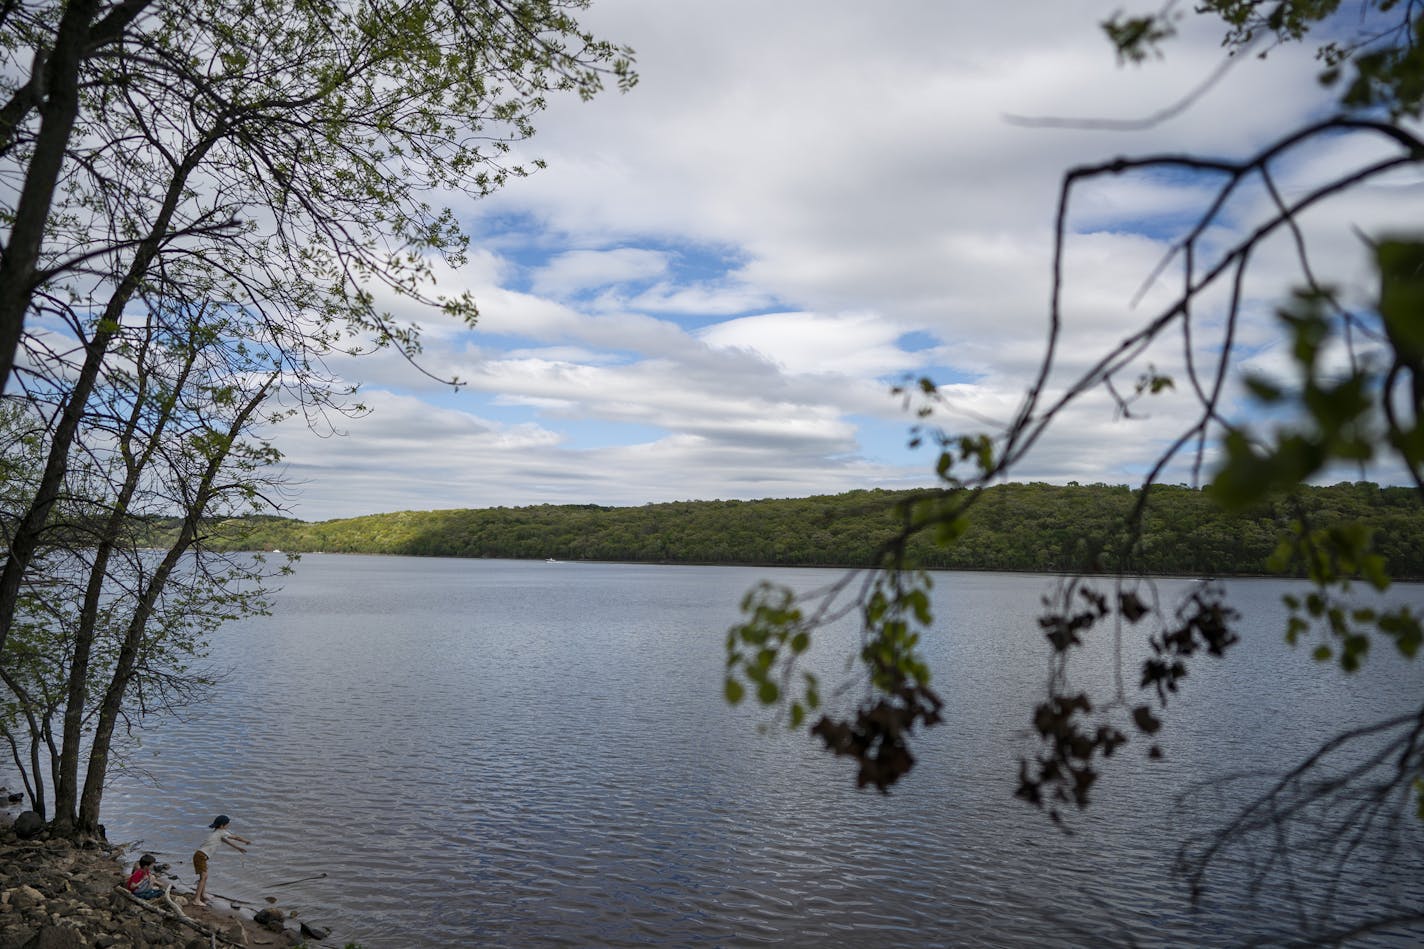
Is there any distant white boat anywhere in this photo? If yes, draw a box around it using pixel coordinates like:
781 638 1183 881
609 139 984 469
545 558 558 564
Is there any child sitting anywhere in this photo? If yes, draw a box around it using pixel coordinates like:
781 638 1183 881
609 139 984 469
125 853 162 899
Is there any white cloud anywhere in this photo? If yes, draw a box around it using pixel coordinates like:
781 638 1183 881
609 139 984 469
625 280 774 316
256 0 1405 520
531 248 671 298
699 311 916 377
269 389 925 519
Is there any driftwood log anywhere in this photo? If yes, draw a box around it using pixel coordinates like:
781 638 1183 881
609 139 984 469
111 884 243 947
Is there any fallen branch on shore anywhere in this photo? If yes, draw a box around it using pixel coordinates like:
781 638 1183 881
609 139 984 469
112 885 243 947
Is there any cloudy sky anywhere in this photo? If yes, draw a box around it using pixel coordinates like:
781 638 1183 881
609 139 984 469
270 1 1421 521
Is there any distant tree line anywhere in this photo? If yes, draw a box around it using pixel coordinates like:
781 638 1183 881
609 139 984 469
186 482 1424 579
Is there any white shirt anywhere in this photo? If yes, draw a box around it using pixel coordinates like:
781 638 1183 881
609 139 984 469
198 828 231 857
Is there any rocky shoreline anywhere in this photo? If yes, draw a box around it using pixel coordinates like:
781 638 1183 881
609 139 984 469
0 811 332 949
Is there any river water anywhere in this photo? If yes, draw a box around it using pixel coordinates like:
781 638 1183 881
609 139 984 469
53 556 1424 946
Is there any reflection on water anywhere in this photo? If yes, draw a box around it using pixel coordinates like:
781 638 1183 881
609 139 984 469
42 557 1424 947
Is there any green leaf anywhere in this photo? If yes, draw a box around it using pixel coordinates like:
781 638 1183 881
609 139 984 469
1119 592 1149 623
1340 633 1369 673
1377 239 1424 365
804 672 821 710
1243 375 1284 403
1380 608 1423 658
724 678 745 705
1102 12 1177 64
935 516 969 545
907 589 932 625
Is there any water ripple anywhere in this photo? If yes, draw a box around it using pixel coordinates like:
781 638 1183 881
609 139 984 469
64 558 1424 948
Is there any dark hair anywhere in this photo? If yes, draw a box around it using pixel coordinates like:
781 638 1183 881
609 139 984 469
138 853 155 866
209 815 230 829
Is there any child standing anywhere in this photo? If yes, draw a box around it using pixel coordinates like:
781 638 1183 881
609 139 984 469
125 853 162 899
192 814 251 908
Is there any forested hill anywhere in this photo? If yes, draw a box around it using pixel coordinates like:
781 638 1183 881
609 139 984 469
198 482 1424 578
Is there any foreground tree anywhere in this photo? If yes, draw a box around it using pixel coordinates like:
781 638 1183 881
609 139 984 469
728 2 1423 941
0 0 634 833
0 306 282 831
0 0 635 662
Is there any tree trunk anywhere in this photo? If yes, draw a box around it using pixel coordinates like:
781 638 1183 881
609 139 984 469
0 0 152 158
0 127 219 674
53 328 196 828
0 0 101 394
0 668 50 820
77 377 274 833
0 320 117 829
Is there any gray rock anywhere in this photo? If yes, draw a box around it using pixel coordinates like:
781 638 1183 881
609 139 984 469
19 925 86 949
11 814 42 841
299 921 329 940
6 887 43 911
252 908 286 933
0 927 37 949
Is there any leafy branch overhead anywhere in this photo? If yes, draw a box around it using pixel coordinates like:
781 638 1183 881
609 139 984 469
726 570 942 792
724 7 1424 935
1106 0 1424 118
